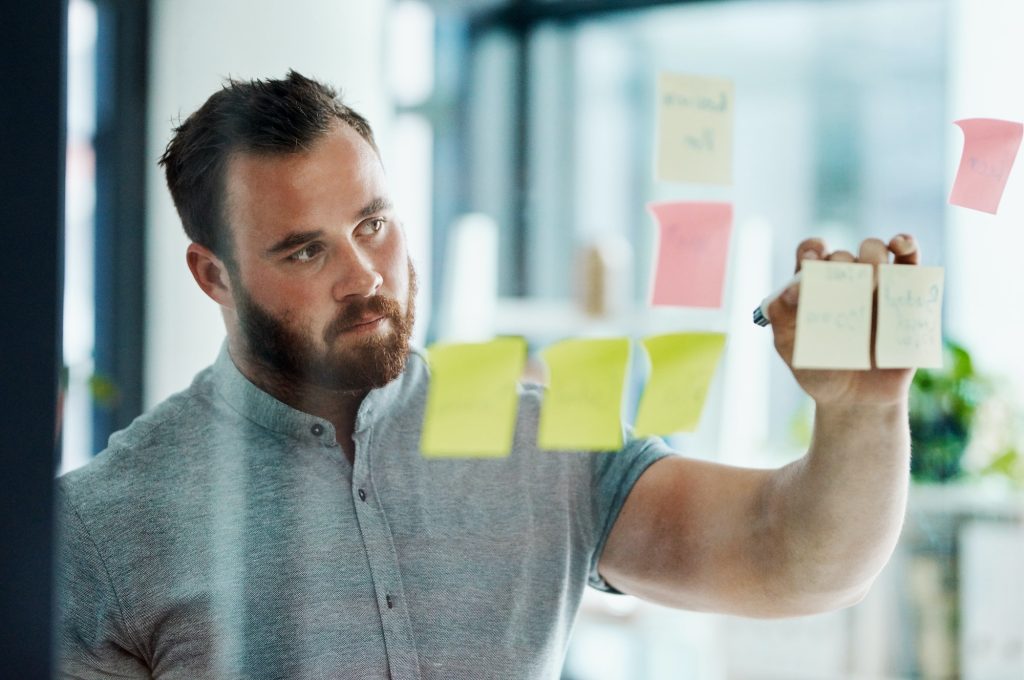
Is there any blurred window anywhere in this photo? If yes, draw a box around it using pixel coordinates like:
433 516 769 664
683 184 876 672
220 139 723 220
62 0 149 473
62 0 98 474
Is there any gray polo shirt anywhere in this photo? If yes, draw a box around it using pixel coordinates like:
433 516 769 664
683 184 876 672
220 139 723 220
57 343 673 679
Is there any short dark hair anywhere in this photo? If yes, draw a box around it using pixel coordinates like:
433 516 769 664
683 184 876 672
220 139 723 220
158 70 379 263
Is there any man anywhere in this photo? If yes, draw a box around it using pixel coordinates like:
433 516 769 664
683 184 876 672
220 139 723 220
58 71 918 679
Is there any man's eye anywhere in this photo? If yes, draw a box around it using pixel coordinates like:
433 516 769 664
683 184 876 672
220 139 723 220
358 218 386 236
288 243 323 263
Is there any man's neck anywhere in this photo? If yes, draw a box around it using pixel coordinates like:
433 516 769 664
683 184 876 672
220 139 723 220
228 343 367 463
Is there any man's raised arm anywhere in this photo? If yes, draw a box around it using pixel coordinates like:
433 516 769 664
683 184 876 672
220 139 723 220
597 234 918 618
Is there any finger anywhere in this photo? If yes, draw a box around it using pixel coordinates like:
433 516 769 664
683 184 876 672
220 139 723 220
889 233 920 265
826 250 855 263
767 271 801 320
795 238 828 273
767 286 797 364
858 238 890 266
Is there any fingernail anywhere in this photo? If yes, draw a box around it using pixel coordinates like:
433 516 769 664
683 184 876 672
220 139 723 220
802 250 819 261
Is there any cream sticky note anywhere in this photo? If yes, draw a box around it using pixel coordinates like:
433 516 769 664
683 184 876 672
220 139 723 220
634 332 727 437
875 264 944 369
655 72 734 185
537 338 630 451
949 118 1023 214
649 201 733 309
421 337 526 458
792 261 873 370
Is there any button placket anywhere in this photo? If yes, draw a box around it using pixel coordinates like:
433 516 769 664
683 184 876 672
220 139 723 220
348 425 423 678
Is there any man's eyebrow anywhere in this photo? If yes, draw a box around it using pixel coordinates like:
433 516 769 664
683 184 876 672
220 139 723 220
264 230 324 256
356 197 393 220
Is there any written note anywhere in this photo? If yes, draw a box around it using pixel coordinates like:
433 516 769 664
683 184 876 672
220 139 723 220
649 201 733 308
655 72 734 184
792 261 873 370
875 264 944 368
949 118 1023 214
538 338 630 451
421 337 526 458
634 333 727 437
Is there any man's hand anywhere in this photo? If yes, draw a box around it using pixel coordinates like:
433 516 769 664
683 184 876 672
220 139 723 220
766 234 921 407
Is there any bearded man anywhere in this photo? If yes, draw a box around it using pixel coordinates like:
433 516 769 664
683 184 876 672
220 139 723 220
57 71 919 680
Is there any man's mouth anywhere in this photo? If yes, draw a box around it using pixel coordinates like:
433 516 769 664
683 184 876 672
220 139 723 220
340 315 386 334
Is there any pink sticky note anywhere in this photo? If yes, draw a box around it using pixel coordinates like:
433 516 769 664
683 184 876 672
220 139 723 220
648 201 732 308
949 118 1023 214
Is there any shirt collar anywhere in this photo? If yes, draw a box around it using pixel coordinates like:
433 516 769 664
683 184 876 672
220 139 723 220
211 340 423 443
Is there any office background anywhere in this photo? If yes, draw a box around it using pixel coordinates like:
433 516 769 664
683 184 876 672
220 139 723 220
5 0 1023 677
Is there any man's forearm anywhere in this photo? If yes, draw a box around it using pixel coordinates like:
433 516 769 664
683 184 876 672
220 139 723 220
758 400 911 610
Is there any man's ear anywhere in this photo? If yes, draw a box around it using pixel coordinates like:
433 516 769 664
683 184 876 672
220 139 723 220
186 242 235 309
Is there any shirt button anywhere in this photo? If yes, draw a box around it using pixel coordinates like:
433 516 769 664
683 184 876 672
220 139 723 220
358 489 367 501
310 423 324 436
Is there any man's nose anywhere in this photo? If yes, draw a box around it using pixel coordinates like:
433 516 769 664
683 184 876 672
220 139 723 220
332 247 383 300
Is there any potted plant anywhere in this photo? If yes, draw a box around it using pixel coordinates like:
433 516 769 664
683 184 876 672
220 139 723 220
908 340 990 483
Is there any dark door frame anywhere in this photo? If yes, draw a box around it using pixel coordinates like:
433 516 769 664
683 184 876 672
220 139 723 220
0 0 67 674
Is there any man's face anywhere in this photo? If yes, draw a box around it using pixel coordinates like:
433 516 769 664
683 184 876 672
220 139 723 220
222 123 415 392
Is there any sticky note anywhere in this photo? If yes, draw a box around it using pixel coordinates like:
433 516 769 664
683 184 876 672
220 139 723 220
421 337 525 458
634 333 727 437
655 72 734 185
648 201 733 309
949 118 1023 214
792 261 873 370
538 338 630 451
875 264 944 369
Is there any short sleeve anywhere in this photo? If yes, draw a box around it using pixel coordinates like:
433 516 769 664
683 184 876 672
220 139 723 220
587 434 675 593
55 482 149 679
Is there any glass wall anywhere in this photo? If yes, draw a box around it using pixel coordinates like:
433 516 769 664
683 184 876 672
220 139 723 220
54 0 1024 677
443 1 1024 678
461 0 948 459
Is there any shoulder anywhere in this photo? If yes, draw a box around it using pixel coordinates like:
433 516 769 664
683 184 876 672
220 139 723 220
59 365 224 515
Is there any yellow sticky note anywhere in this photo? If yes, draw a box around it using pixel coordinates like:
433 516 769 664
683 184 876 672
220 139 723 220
634 333 727 437
875 264 944 368
655 72 734 185
792 261 873 370
538 338 630 451
421 337 526 458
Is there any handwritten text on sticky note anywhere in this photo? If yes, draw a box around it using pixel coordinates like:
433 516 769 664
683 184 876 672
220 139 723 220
875 264 944 369
656 72 734 185
634 332 727 437
649 201 733 309
538 338 630 451
949 118 1023 214
421 337 526 458
792 261 873 370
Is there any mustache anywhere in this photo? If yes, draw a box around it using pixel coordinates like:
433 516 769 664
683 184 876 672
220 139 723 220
323 295 404 341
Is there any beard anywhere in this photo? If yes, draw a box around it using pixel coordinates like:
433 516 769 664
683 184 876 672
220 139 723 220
232 259 417 393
